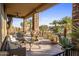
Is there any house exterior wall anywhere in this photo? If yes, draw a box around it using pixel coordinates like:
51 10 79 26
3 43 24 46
73 3 79 19
0 4 7 48
72 3 79 30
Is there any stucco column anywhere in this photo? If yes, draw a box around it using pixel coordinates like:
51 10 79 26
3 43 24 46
32 12 39 34
23 18 26 33
7 16 13 35
0 4 7 46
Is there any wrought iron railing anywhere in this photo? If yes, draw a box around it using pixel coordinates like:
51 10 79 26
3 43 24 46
53 48 79 56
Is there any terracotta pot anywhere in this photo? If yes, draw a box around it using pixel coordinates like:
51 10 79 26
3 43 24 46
51 40 58 44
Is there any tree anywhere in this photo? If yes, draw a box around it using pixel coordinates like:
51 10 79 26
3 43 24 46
39 25 49 36
49 16 72 37
20 20 32 27
50 20 60 34
50 20 58 27
58 16 72 37
20 20 32 32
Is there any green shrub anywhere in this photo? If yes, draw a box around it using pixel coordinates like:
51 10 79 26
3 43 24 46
59 37 73 48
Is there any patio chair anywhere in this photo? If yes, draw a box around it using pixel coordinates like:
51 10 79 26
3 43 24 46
16 32 26 43
0 36 10 56
0 36 26 56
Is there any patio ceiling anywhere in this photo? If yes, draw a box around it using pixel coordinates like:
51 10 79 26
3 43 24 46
5 3 57 18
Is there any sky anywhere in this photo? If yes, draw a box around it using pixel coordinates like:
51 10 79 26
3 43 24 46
12 17 23 28
39 3 72 26
12 3 72 27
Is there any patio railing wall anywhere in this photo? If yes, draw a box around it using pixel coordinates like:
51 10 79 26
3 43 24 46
53 48 79 56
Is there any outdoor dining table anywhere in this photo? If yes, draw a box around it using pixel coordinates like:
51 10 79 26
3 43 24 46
24 36 34 51
24 37 32 42
24 36 40 51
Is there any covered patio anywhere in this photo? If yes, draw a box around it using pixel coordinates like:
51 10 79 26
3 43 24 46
0 3 78 56
0 3 65 56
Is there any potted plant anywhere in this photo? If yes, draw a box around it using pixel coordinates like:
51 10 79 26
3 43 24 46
48 34 58 44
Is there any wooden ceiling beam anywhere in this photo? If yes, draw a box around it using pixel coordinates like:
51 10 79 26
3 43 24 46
7 14 24 18
23 3 46 18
